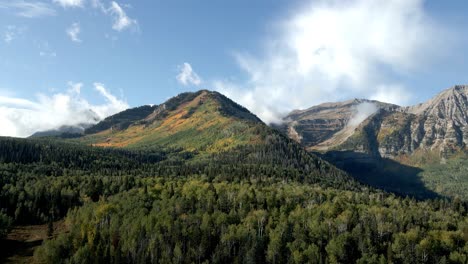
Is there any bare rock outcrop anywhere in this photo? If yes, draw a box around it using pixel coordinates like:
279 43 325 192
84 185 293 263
279 85 468 159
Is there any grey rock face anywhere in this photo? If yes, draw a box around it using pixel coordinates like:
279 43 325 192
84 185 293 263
276 99 399 149
397 85 468 154
279 85 468 158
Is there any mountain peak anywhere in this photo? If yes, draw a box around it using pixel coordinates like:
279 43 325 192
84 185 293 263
408 85 468 119
431 84 467 101
452 84 468 91
84 90 262 136
79 89 264 151
288 98 398 118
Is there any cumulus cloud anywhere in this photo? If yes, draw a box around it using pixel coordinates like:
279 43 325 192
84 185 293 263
0 82 129 137
177 63 202 86
0 1 56 18
52 0 84 8
109 1 137 31
66 22 81 43
214 0 448 124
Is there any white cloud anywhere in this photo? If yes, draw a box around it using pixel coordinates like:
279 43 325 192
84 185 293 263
3 25 25 43
66 22 81 43
214 0 449 124
109 1 137 31
0 1 56 18
92 82 129 117
89 1 138 32
177 63 202 86
0 82 129 137
52 0 84 8
348 102 378 127
370 84 412 105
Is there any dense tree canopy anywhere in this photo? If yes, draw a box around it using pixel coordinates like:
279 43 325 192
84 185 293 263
35 179 468 264
0 137 467 263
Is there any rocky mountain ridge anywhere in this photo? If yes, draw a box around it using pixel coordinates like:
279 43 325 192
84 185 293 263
279 85 468 160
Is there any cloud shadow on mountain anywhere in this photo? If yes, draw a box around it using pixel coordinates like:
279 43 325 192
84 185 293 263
316 151 442 200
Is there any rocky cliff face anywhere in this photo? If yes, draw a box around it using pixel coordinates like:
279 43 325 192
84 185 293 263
407 85 468 149
279 85 468 159
276 99 399 148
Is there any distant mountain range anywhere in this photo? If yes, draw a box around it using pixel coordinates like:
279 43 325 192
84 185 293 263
30 85 468 199
278 85 468 158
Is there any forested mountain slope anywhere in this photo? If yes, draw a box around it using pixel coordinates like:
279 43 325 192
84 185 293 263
2 136 464 263
73 90 356 188
0 133 357 226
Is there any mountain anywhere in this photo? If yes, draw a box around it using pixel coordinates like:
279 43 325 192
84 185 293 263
280 85 468 157
75 90 355 188
276 99 399 151
30 124 92 138
404 85 468 153
80 90 263 152
278 85 468 199
84 105 158 135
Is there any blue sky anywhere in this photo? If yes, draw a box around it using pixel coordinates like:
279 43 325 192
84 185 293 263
1 0 468 137
0 0 287 104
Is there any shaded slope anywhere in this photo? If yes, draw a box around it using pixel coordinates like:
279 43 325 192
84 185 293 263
85 105 158 135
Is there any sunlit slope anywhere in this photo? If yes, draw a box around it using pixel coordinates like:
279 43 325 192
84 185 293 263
79 90 264 152
75 90 357 189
